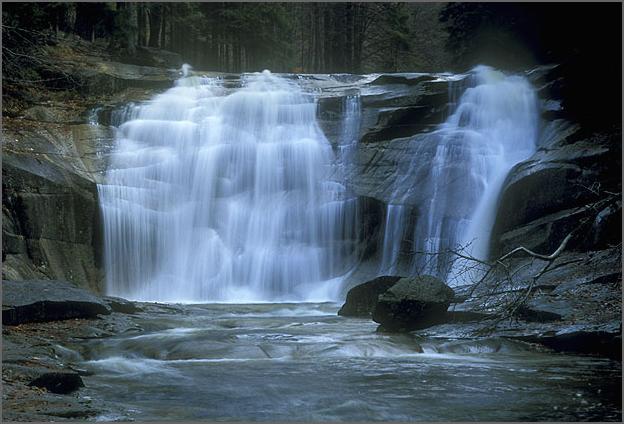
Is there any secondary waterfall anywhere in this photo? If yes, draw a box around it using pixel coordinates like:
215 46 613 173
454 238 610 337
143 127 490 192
98 71 358 302
379 66 539 282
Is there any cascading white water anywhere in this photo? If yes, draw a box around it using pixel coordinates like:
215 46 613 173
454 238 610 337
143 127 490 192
337 92 361 170
100 65 538 301
98 71 359 302
379 66 539 281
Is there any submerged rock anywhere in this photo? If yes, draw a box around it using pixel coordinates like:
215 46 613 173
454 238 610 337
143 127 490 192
28 372 85 394
372 275 454 332
517 329 622 360
2 279 111 325
338 276 401 317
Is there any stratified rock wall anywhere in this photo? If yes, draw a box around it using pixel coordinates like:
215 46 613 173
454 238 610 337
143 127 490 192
2 39 182 293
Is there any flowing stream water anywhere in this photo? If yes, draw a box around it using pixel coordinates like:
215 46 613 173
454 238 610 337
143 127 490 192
78 303 621 421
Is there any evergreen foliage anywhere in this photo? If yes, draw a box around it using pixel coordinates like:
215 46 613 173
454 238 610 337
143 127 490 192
2 2 450 73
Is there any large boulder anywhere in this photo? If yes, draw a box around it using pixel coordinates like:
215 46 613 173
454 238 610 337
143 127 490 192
372 275 455 332
338 276 401 317
2 279 111 325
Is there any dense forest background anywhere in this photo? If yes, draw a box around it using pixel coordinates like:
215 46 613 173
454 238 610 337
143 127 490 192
3 2 620 72
2 2 621 124
3 2 452 74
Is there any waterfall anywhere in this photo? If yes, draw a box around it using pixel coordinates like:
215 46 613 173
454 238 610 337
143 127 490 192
99 66 538 301
379 66 539 282
98 71 359 302
337 92 361 170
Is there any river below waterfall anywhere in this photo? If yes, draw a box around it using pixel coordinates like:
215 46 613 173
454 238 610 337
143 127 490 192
78 303 621 421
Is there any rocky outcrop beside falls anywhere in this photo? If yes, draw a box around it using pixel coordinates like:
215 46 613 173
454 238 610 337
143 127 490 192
2 36 183 293
2 141 105 291
329 74 460 205
488 64 621 257
490 126 622 257
331 64 621 357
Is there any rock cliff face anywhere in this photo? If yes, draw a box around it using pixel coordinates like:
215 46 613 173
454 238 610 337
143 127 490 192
2 146 103 291
2 38 181 292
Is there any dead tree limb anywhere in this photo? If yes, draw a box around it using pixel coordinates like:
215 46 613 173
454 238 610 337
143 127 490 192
498 233 573 262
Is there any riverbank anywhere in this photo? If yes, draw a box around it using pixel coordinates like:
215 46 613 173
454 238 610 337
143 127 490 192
2 292 621 421
2 280 622 421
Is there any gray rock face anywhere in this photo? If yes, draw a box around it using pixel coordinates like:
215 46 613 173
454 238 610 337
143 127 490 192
516 329 622 360
338 276 401 317
490 122 621 258
2 279 111 325
439 246 622 358
372 275 455 332
1 35 185 294
2 148 104 292
349 83 458 206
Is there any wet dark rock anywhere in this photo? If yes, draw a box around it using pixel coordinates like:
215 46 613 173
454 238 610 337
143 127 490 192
28 371 85 394
590 201 622 249
493 206 589 260
513 329 622 360
371 74 436 86
103 296 143 314
517 299 566 322
355 196 386 261
372 275 455 332
360 101 447 144
2 135 105 291
422 245 621 358
338 276 401 317
490 129 621 257
444 310 491 323
2 279 111 325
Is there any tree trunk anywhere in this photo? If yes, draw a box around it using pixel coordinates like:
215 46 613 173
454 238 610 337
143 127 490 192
64 4 77 33
127 2 139 55
156 5 164 48
164 6 171 50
